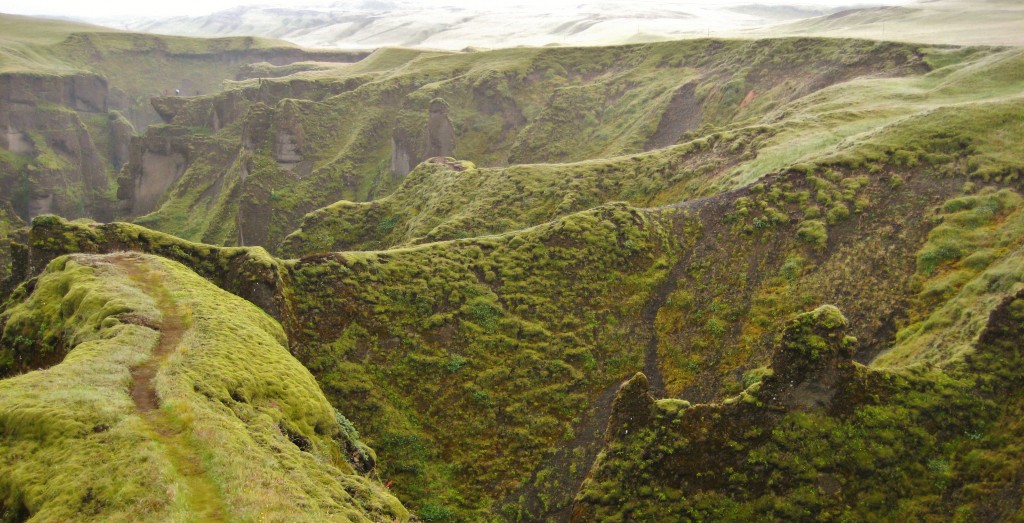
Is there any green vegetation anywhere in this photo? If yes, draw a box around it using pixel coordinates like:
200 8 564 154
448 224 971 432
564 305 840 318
0 253 407 521
284 203 672 518
876 188 1024 367
574 298 1024 521
3 13 1024 523
130 38 929 249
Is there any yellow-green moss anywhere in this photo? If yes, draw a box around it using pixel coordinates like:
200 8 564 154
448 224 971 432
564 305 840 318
0 253 408 522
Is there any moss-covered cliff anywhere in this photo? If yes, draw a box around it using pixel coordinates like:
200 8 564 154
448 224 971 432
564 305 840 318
122 38 931 250
0 13 367 229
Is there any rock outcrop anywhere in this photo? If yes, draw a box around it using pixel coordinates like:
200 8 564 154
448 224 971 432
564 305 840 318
0 73 131 223
116 126 192 216
391 97 457 177
571 306 866 520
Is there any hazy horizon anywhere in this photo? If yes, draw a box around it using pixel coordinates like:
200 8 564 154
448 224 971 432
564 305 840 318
1 0 915 20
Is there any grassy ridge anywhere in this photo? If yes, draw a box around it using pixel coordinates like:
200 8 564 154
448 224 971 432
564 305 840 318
129 38 927 249
278 128 767 255
280 46 1021 257
0 253 407 521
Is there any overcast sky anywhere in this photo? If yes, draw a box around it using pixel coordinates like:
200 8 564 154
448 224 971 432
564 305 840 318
1 0 915 19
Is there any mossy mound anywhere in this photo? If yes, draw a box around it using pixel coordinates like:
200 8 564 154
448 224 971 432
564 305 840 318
0 252 407 521
572 300 1023 521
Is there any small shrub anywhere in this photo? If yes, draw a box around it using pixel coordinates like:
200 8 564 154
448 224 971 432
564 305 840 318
796 220 827 248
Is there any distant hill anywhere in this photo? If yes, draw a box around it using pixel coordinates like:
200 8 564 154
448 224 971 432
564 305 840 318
753 0 1024 46
97 1 834 49
90 0 1024 49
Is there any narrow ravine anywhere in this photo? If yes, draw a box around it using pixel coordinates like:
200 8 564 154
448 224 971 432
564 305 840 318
498 253 685 520
114 253 228 523
640 269 676 399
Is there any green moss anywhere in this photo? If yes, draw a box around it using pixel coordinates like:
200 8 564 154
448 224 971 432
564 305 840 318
877 189 1024 368
126 38 933 250
575 297 1021 522
795 219 827 248
285 202 670 518
0 253 408 521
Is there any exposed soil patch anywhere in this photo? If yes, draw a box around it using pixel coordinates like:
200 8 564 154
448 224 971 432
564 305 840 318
109 253 227 522
645 81 702 151
113 253 187 414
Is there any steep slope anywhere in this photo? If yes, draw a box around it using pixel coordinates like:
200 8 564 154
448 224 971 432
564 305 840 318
281 45 1021 256
123 37 928 249
573 299 1024 520
0 252 407 521
0 13 367 228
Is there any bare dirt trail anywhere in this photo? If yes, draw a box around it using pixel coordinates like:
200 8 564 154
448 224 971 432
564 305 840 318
111 253 228 523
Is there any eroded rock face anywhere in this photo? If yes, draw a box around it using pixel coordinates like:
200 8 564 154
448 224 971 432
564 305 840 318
0 72 107 112
272 102 309 175
391 97 457 177
390 136 414 177
117 127 192 216
645 80 702 151
2 127 33 155
0 74 127 223
426 98 456 159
